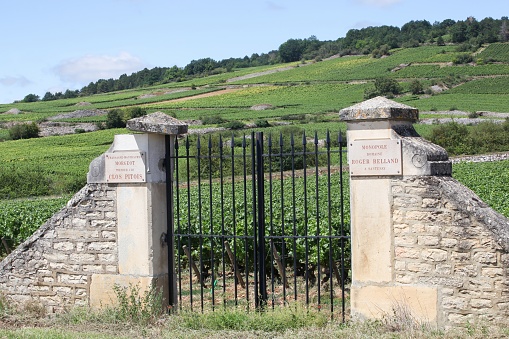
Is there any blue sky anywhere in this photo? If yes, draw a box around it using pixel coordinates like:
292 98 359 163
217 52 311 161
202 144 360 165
0 0 507 104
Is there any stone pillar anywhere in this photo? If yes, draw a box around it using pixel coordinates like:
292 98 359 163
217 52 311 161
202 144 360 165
87 112 187 308
340 97 451 324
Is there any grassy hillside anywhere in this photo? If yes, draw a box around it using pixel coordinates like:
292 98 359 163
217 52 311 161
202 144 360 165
1 43 509 252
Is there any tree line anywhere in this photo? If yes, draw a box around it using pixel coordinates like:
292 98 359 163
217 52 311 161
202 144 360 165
20 16 509 103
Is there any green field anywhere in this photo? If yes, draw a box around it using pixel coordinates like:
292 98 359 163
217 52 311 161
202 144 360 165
1 42 509 251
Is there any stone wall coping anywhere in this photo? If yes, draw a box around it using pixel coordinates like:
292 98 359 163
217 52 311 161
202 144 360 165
340 96 418 122
126 112 188 135
428 176 509 251
0 185 97 271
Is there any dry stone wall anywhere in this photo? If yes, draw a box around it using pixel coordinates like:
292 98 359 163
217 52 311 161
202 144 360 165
0 184 117 313
392 175 509 326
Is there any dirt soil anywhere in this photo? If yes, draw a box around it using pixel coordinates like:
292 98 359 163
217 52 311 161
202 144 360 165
144 88 242 106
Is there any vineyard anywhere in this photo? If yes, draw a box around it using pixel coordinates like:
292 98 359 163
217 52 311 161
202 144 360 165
1 42 509 258
477 43 509 63
448 76 509 94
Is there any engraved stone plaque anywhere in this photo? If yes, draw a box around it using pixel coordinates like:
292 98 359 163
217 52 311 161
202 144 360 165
105 151 146 183
349 139 402 176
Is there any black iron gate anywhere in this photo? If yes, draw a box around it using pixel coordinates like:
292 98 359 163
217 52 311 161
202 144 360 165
167 130 350 320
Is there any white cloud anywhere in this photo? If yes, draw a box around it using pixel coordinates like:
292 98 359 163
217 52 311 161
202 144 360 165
54 52 145 84
356 0 402 7
0 76 31 87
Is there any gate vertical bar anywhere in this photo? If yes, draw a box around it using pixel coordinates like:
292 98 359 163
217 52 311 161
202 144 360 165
256 132 267 307
165 135 177 309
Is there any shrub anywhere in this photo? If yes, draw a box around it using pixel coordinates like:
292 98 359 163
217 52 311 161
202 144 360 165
254 119 270 128
8 122 39 140
124 107 147 121
429 121 509 155
409 80 424 95
363 87 378 100
110 283 164 325
106 109 126 128
223 120 246 130
374 77 401 96
201 115 225 125
429 122 469 155
283 114 307 121
453 53 473 64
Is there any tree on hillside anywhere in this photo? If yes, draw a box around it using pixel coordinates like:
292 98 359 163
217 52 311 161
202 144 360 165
23 94 40 102
185 58 218 76
124 107 147 122
278 38 306 62
501 20 509 42
450 21 468 43
401 20 432 43
106 109 126 129
375 77 401 96
42 92 55 101
410 80 424 95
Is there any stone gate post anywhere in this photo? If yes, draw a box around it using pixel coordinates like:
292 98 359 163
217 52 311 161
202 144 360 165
87 112 187 307
340 97 451 324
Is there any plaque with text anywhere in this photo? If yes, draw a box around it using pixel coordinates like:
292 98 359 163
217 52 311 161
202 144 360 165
349 139 402 176
105 151 146 183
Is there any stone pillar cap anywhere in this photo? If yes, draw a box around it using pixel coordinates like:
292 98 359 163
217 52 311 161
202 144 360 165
126 112 188 135
340 96 418 122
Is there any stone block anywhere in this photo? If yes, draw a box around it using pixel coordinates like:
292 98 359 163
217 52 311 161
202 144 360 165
454 265 478 277
395 246 420 259
441 288 454 296
421 249 448 262
458 240 478 250
87 241 116 252
394 260 406 271
407 262 433 273
448 313 473 324
443 296 468 310
473 252 497 264
89 273 169 309
419 276 464 288
435 264 452 275
481 267 504 278
405 210 434 221
470 298 492 308
90 220 115 228
422 198 440 208
69 253 96 263
450 251 470 262
395 235 417 246
57 274 88 284
440 238 458 248
393 223 410 234
469 278 493 290
71 218 87 228
101 231 116 239
82 265 105 273
418 235 440 246
97 254 117 263
351 285 438 323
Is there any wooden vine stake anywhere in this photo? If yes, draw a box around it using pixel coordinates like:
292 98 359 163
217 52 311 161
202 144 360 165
224 241 245 289
1 237 11 255
182 245 206 288
272 245 289 288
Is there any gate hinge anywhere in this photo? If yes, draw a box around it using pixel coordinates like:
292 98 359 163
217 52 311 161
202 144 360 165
160 232 167 247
